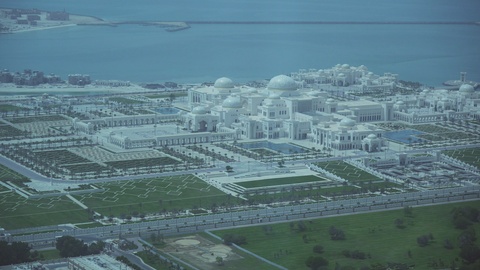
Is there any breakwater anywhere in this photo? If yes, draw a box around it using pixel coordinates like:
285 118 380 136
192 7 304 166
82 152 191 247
186 21 479 25
110 20 480 32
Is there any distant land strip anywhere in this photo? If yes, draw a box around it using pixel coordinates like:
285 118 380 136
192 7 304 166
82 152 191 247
105 20 480 32
184 21 479 25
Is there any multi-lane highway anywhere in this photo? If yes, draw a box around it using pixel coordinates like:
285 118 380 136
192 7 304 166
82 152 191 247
7 186 479 245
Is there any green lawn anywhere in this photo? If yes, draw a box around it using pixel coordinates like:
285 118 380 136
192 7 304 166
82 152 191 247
0 163 30 186
236 175 329 189
0 192 90 229
214 201 480 269
75 175 240 217
443 147 480 168
37 249 61 261
314 161 382 183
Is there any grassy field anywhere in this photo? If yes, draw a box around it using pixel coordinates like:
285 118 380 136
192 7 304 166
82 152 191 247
443 147 480 168
75 175 240 218
0 192 90 229
245 182 401 205
0 163 30 186
314 161 382 183
214 200 480 269
236 175 329 189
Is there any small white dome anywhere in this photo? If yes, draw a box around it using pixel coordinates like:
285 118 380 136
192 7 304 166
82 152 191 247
395 100 405 105
268 92 281 99
367 133 377 139
341 64 350 69
441 97 449 102
267 75 297 91
326 98 336 103
222 95 242 108
214 77 234 89
338 73 345 77
358 65 368 70
192 106 207 115
308 90 321 97
339 118 356 127
459 84 474 93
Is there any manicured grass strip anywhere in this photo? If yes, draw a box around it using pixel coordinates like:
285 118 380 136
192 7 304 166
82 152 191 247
0 192 90 229
0 163 30 186
314 161 382 182
214 201 480 270
443 147 480 168
236 175 328 189
75 175 242 217
37 249 61 261
7 115 66 124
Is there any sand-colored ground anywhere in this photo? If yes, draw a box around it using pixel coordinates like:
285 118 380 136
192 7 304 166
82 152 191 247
163 235 242 269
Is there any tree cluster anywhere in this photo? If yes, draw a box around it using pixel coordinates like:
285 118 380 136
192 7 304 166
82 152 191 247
56 236 105 258
342 249 368 260
451 206 479 230
329 226 346 240
222 234 246 246
0 240 39 266
451 206 480 265
416 233 434 247
305 255 329 270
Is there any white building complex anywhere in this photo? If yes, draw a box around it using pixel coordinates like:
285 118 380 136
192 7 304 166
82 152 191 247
71 65 479 152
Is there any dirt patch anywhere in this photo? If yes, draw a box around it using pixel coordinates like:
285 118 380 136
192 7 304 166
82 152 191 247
162 234 243 270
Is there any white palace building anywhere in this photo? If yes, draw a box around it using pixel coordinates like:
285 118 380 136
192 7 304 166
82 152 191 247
73 64 479 151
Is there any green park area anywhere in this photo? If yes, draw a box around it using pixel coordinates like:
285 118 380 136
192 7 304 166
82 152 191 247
236 175 329 189
6 115 67 124
108 97 146 104
245 181 400 205
214 201 480 269
0 192 90 230
75 175 240 218
314 161 382 184
0 164 29 186
443 147 480 169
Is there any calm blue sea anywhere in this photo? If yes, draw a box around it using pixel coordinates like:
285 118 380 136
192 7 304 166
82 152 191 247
1 0 479 86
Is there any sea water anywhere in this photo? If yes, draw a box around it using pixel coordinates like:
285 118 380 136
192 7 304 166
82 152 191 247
1 0 479 86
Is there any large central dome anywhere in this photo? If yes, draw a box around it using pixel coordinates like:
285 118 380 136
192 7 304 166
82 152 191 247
267 75 297 91
214 77 234 89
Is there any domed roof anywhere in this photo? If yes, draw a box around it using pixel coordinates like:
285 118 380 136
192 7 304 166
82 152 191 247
341 64 350 69
339 118 356 127
459 84 474 93
268 92 281 99
307 90 321 97
441 97 449 102
395 100 405 105
214 77 234 89
338 73 345 77
222 95 242 108
326 98 336 103
192 106 207 115
367 133 377 139
358 65 368 70
267 75 297 91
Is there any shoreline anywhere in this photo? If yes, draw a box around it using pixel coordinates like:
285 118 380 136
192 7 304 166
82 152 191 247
0 83 148 95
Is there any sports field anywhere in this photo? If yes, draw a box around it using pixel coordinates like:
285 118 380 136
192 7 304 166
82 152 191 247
214 200 480 269
236 175 329 189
